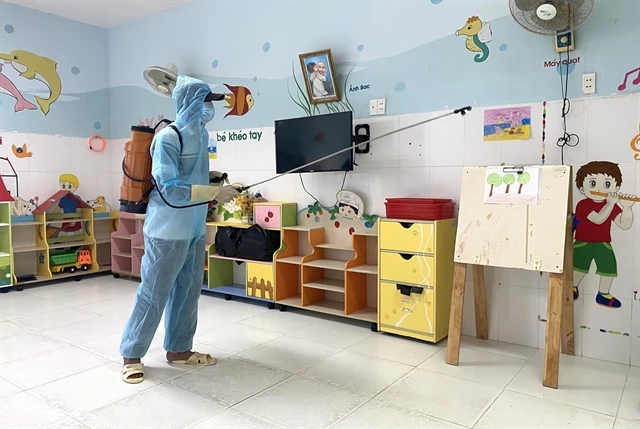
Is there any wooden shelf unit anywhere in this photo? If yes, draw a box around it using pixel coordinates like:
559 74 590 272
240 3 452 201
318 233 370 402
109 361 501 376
111 212 145 277
206 202 297 302
0 203 13 289
9 208 115 286
274 225 379 324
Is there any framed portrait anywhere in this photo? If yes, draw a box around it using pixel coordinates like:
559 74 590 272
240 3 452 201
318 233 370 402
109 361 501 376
299 49 341 104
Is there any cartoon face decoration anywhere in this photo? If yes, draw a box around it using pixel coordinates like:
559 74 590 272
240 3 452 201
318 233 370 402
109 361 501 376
336 190 364 220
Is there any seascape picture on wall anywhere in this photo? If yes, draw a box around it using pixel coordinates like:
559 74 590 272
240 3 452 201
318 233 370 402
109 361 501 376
299 49 341 104
483 106 531 141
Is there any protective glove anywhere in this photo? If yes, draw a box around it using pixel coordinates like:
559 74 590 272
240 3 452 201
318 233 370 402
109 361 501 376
216 185 241 203
190 171 229 202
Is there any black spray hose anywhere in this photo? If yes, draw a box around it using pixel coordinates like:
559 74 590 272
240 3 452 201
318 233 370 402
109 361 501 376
239 105 472 192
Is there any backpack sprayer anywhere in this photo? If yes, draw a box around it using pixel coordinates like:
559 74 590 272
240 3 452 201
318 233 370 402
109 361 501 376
119 105 471 213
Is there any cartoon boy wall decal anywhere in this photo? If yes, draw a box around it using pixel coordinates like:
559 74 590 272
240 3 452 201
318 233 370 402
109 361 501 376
337 190 364 220
573 162 636 308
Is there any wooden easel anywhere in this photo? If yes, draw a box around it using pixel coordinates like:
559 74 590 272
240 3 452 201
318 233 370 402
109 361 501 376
446 166 574 389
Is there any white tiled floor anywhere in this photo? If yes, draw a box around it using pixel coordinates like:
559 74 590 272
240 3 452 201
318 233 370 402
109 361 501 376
0 275 637 429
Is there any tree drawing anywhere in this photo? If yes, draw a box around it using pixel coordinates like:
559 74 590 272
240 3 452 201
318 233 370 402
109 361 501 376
486 173 503 197
517 172 531 194
503 174 516 194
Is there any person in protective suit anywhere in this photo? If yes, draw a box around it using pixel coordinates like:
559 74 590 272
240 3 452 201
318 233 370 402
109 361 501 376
120 76 239 384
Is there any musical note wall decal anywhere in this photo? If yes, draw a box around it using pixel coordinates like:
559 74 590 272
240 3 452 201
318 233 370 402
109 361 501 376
631 124 640 161
618 67 640 91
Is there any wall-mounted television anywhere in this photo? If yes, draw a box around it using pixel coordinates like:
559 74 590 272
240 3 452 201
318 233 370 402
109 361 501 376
275 111 354 174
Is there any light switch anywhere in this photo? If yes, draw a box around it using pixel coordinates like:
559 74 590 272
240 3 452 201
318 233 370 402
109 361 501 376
377 98 386 115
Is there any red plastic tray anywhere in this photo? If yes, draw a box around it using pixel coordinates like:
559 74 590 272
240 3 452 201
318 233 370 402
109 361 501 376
385 198 455 221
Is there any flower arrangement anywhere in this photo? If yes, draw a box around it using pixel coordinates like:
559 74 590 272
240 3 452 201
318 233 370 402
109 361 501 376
215 190 265 223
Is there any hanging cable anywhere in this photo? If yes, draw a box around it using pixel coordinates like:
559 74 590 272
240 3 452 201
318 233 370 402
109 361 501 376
299 170 348 208
555 36 580 165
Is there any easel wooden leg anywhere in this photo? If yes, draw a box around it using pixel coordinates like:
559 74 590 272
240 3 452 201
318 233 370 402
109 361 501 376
561 215 575 356
446 263 468 366
543 272 563 389
472 265 488 340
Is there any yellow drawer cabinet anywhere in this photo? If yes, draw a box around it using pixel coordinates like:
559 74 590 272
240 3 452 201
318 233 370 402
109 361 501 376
380 221 435 254
246 262 274 300
378 218 456 343
380 281 435 337
379 252 435 286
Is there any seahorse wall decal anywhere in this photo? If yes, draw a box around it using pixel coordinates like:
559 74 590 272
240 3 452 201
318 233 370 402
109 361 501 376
456 16 493 63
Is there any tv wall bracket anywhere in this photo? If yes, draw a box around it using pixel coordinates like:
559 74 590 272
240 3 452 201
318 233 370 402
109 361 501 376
353 124 370 154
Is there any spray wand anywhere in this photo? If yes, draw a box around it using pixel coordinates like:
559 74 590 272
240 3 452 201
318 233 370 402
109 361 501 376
234 106 472 192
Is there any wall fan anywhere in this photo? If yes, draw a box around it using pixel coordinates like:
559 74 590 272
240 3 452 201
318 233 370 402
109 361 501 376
510 0 595 51
143 63 178 96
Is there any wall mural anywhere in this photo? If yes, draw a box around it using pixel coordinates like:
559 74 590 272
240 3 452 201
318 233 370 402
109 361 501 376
11 143 32 158
617 66 640 92
573 162 637 309
223 84 255 118
0 50 62 115
0 63 37 112
455 16 493 63
631 125 640 161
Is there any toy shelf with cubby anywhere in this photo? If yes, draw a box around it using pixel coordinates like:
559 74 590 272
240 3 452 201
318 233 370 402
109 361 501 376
111 212 146 278
205 202 297 304
0 202 14 290
9 193 112 286
274 221 379 326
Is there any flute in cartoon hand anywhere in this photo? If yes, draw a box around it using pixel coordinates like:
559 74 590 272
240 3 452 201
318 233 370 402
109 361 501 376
590 192 639 202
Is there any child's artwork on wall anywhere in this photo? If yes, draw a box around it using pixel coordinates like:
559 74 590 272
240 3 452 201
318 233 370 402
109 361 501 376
455 16 492 63
208 138 217 160
573 161 638 309
483 167 540 204
483 106 531 141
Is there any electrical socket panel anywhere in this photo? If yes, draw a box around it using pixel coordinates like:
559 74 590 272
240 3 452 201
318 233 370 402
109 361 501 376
369 99 377 116
582 73 596 95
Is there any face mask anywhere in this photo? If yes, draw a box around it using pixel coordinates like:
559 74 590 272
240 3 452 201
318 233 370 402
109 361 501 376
201 102 215 123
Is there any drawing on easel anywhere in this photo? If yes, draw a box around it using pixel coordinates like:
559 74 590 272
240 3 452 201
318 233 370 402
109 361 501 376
484 167 540 204
573 161 637 309
483 106 531 141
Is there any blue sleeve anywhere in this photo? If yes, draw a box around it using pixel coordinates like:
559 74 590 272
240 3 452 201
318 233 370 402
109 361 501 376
150 132 192 204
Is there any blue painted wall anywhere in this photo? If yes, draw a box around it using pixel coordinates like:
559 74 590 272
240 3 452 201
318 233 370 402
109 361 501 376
0 1 110 136
106 0 640 138
1 0 639 139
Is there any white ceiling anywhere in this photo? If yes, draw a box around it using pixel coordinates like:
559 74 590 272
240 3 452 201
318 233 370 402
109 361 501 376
4 0 192 28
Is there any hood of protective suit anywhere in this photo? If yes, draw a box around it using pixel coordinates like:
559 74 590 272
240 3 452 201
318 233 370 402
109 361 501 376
173 75 213 128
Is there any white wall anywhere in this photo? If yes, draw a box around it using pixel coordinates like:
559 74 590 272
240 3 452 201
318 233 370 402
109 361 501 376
200 93 640 366
0 134 120 212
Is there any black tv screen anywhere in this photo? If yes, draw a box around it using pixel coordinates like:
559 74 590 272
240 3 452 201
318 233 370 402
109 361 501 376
275 111 354 174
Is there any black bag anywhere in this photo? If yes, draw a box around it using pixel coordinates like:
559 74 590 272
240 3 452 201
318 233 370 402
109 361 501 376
214 227 242 257
236 225 281 262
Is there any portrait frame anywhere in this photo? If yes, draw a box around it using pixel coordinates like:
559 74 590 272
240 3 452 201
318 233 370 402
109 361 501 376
298 49 341 105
